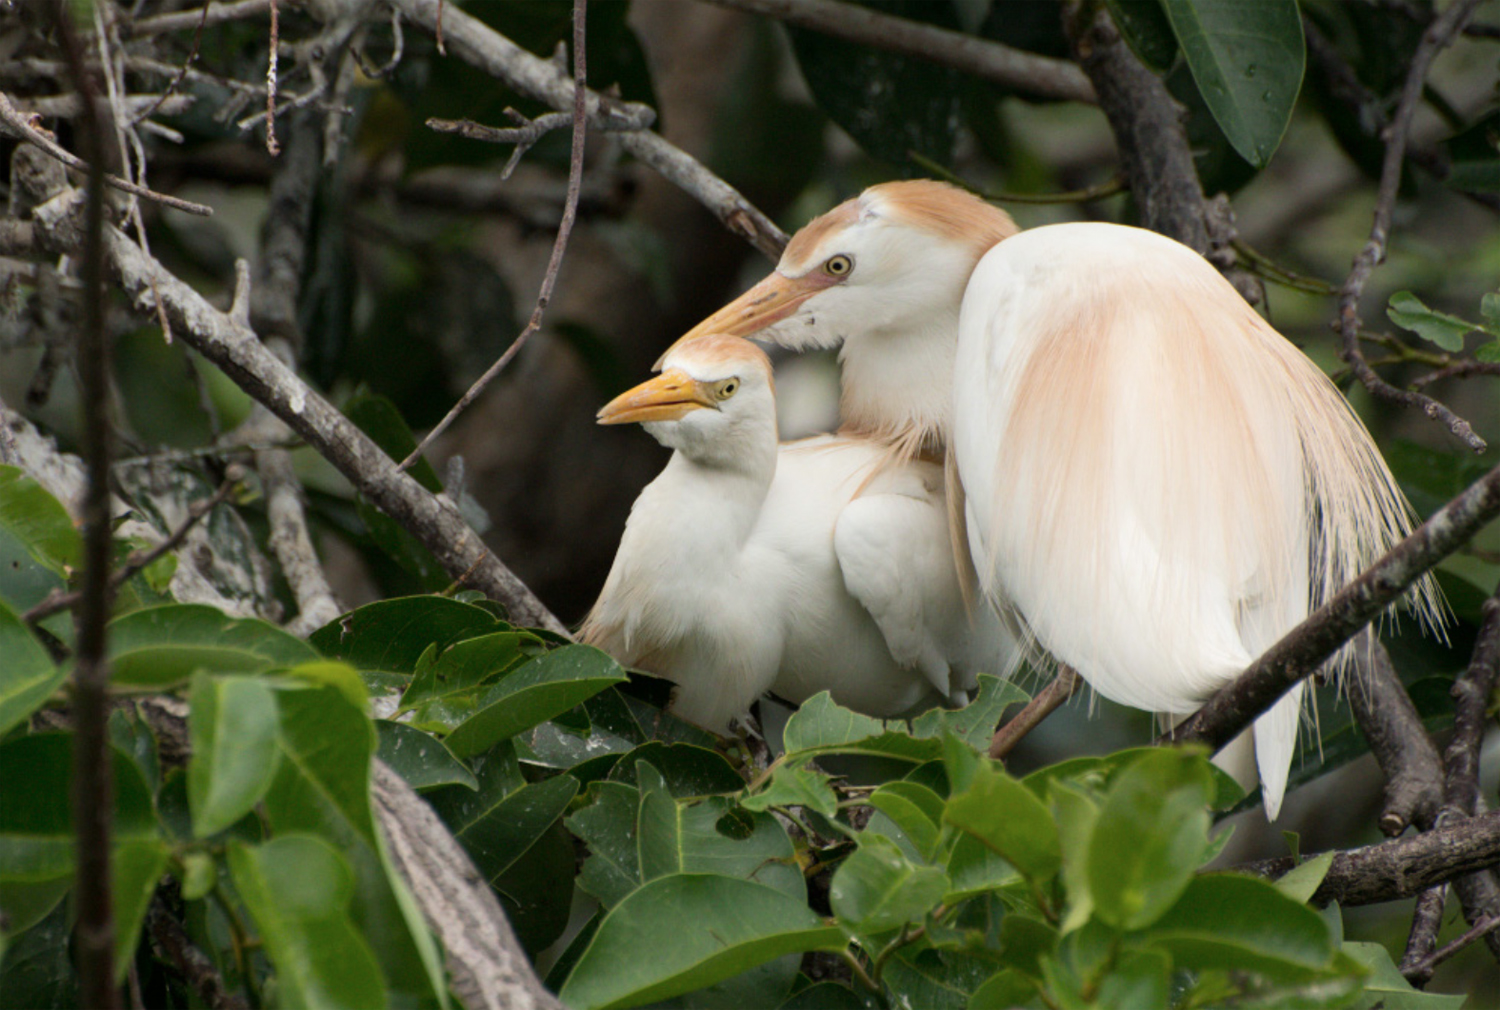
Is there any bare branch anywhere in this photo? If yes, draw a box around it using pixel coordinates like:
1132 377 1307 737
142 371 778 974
988 666 1080 760
1399 885 1449 982
0 91 214 216
128 0 272 39
427 109 573 180
392 0 789 260
1404 914 1500 983
1409 361 1500 390
1335 0 1488 453
1345 636 1444 837
401 0 589 471
146 900 250 1010
702 0 1096 104
1164 459 1500 752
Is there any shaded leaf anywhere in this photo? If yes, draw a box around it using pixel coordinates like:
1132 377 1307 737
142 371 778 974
1106 0 1179 72
1442 109 1500 194
783 693 942 764
0 465 81 576
108 604 318 687
741 763 839 819
1161 0 1304 167
308 596 501 676
568 781 644 908
830 834 948 934
375 721 478 792
944 761 1060 884
559 874 844 1010
604 741 745 797
111 838 169 981
868 780 947 862
188 673 281 837
1342 941 1466 1009
228 835 388 1010
0 599 64 739
1146 874 1342 979
444 645 627 757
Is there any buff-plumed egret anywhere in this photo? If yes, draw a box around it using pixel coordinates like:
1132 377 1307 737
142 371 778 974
671 180 1444 818
582 332 1016 733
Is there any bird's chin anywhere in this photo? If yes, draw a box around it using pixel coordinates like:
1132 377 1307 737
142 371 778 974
757 312 844 352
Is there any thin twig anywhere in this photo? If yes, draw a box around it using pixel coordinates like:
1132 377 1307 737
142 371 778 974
264 0 280 156
428 109 573 180
53 4 119 1005
128 0 271 39
1335 0 1487 453
988 666 1080 759
1403 914 1500 983
0 91 214 216
137 1 210 123
1399 885 1449 983
399 0 590 471
1410 360 1500 390
146 899 250 1010
22 472 241 626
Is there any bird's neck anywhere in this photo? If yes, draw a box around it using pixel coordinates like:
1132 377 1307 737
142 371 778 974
652 447 775 551
836 308 957 458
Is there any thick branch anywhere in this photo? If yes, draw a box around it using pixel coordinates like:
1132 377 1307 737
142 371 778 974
702 0 1095 104
1345 637 1445 837
371 762 564 1010
1165 460 1500 751
392 0 789 260
1243 809 1500 907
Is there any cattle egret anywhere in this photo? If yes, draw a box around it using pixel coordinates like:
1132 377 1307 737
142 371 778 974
672 181 1443 818
583 332 1016 732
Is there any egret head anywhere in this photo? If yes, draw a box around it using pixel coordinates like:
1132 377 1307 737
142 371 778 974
666 181 1018 361
598 333 776 467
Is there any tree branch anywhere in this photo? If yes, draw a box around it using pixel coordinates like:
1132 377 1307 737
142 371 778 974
391 0 789 261
1345 636 1445 837
700 0 1096 104
127 0 272 39
1335 0 1488 453
1164 459 1500 751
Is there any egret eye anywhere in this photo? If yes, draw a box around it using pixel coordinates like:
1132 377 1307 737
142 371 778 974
823 254 853 277
715 378 740 400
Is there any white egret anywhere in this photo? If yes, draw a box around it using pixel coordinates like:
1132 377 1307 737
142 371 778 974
582 332 1016 732
673 180 1443 818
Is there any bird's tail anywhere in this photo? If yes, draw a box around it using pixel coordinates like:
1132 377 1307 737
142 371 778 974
1251 681 1305 821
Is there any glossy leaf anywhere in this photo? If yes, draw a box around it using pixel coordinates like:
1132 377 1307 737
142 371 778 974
782 692 942 764
447 773 579 884
910 675 1029 751
399 629 537 726
308 595 501 675
111 838 170 980
944 761 1060 884
740 763 839 819
879 946 995 1010
229 835 388 1010
567 781 644 908
604 741 746 797
376 721 478 792
559 874 844 1010
1087 749 1212 930
0 599 64 739
1387 291 1478 352
108 604 318 687
444 644 627 757
1146 874 1341 978
830 834 948 934
0 465 81 576
188 673 281 837
1342 941 1466 1009
1160 0 1305 167
637 763 804 900
867 781 946 862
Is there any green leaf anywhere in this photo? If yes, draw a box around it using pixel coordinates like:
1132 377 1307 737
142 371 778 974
910 675 1029 751
830 833 948 934
1145 874 1341 979
0 465 82 576
779 981 868 1009
868 781 947 862
375 721 478 792
0 599 64 739
881 946 996 1010
944 761 1061 884
604 741 747 797
943 831 1018 903
1051 780 1100 932
1342 941 1466 1009
1481 292 1500 331
188 673 281 837
1105 0 1179 72
1387 291 1477 352
1442 109 1500 193
399 630 536 725
108 604 318 687
741 764 839 819
782 692 942 764
1275 851 1334 905
967 968 1039 1010
111 837 169 981
567 781 644 908
444 645 627 757
228 835 388 1010
636 763 804 900
308 595 501 676
445 773 579 884
1160 0 1305 167
558 874 845 1010
1087 748 1212 930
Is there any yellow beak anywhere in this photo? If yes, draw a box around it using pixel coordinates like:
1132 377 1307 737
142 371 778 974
655 271 826 369
597 369 717 425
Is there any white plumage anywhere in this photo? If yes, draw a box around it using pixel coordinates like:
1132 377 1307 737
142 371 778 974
584 333 1016 732
672 181 1443 818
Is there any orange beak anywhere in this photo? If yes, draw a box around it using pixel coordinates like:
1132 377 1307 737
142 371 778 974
597 369 717 425
655 271 832 369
